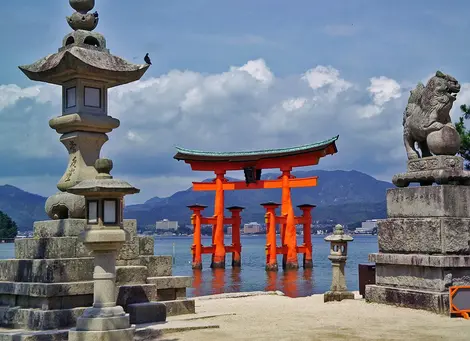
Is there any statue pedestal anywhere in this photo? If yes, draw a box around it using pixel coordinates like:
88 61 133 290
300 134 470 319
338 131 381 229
366 185 470 314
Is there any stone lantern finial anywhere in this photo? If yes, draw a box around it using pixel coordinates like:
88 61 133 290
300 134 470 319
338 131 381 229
95 158 113 179
67 0 99 31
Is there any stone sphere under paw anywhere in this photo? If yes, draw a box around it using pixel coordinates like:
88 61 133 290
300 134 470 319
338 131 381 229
426 125 461 156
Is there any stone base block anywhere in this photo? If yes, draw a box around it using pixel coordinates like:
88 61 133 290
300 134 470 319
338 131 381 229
127 302 166 324
68 327 135 341
139 256 172 277
115 266 147 285
323 291 354 302
0 329 68 341
365 284 449 314
147 276 192 290
138 236 154 256
369 253 470 267
0 306 86 330
386 185 470 218
76 314 130 331
0 258 93 283
162 299 195 316
115 284 157 308
33 220 87 238
378 217 470 254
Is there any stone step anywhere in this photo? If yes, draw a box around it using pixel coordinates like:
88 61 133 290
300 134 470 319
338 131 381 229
0 306 86 330
116 266 147 285
15 238 92 260
161 299 195 316
127 302 166 324
33 220 86 238
0 329 68 341
139 255 172 277
116 284 157 308
147 276 192 289
0 259 93 283
135 319 219 340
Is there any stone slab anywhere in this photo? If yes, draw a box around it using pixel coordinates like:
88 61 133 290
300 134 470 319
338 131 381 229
68 327 134 341
33 220 87 238
0 329 68 341
138 236 154 256
75 314 131 331
378 217 470 254
115 259 141 266
375 264 470 292
386 186 470 218
115 266 147 286
369 253 470 267
0 259 93 283
139 256 172 277
323 291 354 302
0 293 92 310
147 276 192 290
134 320 219 340
365 284 449 315
0 281 93 297
161 299 195 316
115 284 157 308
0 306 86 330
127 302 166 324
15 238 78 259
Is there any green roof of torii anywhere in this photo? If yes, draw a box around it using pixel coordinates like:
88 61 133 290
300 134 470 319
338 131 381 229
174 135 339 162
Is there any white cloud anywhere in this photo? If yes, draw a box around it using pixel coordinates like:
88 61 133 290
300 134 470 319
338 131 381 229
0 60 418 202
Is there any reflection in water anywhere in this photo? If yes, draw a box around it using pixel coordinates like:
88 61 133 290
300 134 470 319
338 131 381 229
211 268 225 294
192 269 203 297
230 267 242 292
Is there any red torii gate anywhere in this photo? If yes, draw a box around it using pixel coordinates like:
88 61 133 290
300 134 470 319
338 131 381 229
174 135 339 271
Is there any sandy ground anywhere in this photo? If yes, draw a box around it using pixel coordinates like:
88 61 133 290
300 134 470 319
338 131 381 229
162 292 470 341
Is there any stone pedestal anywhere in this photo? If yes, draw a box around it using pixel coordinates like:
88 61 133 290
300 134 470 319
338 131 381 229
366 185 470 314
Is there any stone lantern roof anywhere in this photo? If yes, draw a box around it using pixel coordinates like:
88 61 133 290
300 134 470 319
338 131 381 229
67 158 140 196
18 0 149 87
324 224 354 242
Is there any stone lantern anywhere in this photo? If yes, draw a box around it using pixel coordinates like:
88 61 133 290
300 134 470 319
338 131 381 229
324 224 355 302
66 158 139 341
18 0 149 220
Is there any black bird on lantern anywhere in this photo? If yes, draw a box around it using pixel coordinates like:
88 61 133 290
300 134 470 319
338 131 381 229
93 11 99 18
144 53 152 65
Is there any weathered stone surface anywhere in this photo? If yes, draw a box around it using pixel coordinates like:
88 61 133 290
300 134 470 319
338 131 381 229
157 289 176 301
378 217 470 254
75 241 93 258
68 327 135 341
115 284 157 308
115 266 147 286
117 238 139 261
323 291 354 302
33 220 87 238
0 259 93 283
15 238 78 259
365 284 449 314
140 256 172 277
369 253 470 267
387 186 470 218
0 293 93 310
138 236 154 256
175 288 187 299
115 259 141 266
0 329 68 341
127 302 166 324
0 281 93 297
0 306 86 330
375 264 470 292
162 299 195 316
147 276 192 290
122 219 137 236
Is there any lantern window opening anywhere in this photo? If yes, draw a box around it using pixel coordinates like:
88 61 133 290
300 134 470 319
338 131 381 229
87 200 98 224
84 36 100 48
84 86 101 108
65 36 75 46
102 199 118 225
65 87 77 108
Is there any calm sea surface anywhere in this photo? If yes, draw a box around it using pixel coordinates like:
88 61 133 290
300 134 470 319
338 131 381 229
0 235 378 298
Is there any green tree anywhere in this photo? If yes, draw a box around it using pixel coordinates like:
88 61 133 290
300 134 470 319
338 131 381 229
0 211 18 241
456 104 470 170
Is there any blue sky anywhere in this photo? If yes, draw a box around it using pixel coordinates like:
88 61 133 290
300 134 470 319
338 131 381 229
2 1 470 204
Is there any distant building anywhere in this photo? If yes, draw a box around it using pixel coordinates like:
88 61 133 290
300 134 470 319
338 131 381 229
156 219 178 231
355 219 378 234
243 222 261 234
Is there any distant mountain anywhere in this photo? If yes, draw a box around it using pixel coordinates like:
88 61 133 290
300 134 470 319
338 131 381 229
0 185 47 230
0 170 393 230
124 170 393 227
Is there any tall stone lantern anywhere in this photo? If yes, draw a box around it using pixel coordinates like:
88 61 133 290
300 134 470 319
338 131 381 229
19 0 149 219
67 158 139 341
324 224 355 302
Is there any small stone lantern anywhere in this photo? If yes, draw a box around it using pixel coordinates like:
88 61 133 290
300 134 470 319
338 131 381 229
67 158 139 341
324 224 354 302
